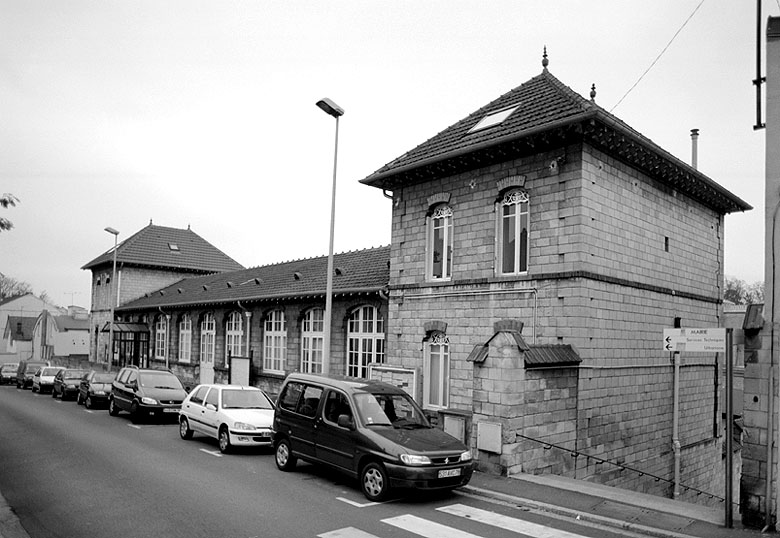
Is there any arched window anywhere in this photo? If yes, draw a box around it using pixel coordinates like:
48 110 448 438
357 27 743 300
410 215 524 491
301 308 324 374
347 305 385 378
200 313 216 366
423 331 450 409
178 314 192 363
225 311 243 358
154 316 167 360
497 189 529 275
427 204 453 281
263 309 287 374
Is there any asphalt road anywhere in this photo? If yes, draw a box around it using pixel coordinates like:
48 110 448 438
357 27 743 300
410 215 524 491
0 385 639 538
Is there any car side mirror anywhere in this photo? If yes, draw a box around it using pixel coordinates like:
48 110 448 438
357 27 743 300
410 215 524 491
206 403 217 411
337 414 355 430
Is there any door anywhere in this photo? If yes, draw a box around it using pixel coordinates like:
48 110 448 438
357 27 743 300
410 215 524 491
201 387 220 438
315 389 357 472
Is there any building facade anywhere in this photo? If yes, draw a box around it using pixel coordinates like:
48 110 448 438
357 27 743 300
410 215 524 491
360 59 751 503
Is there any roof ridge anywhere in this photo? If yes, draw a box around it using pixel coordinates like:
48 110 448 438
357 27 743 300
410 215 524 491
243 244 391 271
539 69 594 114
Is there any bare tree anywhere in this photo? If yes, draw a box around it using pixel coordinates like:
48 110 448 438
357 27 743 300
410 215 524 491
0 273 33 300
725 276 764 305
0 193 19 232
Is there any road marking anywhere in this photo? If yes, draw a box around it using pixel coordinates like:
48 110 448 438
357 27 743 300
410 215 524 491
336 497 381 508
382 514 482 538
439 503 589 538
84 409 95 414
318 528 380 538
199 448 223 457
127 424 142 430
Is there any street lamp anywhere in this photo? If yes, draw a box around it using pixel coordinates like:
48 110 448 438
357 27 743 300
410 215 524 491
104 226 119 372
316 97 344 376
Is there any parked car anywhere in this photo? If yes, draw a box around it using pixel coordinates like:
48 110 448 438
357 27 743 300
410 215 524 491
179 384 275 453
15 360 48 389
32 366 63 394
273 373 474 501
108 366 187 422
52 369 87 400
77 371 115 409
0 363 18 385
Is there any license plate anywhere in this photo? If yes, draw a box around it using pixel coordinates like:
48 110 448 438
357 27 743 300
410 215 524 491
438 468 461 479
163 408 178 413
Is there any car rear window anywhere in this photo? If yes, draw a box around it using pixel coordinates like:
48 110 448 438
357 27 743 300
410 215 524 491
42 368 60 376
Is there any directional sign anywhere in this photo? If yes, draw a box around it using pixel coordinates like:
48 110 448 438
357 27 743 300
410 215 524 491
663 328 726 352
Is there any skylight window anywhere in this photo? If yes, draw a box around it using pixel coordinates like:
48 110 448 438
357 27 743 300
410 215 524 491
168 243 180 252
468 106 519 133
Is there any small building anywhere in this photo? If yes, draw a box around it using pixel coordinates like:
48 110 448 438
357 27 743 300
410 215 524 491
113 246 390 396
0 293 64 339
81 223 244 368
30 308 90 365
1 316 37 363
359 55 751 503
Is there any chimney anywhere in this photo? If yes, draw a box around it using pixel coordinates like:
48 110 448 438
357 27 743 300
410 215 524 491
690 128 699 169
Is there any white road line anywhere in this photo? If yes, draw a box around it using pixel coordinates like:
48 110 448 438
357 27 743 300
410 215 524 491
127 424 141 430
382 514 482 538
336 497 381 508
199 448 223 457
318 527 381 538
439 503 589 538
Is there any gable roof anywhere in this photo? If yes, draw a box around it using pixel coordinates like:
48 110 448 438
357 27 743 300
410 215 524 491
52 315 89 332
361 65 751 215
81 223 244 273
3 316 37 341
116 245 390 311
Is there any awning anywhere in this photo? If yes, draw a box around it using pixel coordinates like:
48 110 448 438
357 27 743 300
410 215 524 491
101 322 148 333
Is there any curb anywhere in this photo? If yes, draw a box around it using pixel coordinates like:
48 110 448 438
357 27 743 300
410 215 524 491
0 499 29 538
461 484 702 538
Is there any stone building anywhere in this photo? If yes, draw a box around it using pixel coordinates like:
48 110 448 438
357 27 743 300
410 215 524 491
112 246 390 397
81 223 244 368
359 56 751 502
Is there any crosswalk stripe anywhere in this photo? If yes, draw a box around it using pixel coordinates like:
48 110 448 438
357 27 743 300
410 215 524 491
318 527 381 538
438 504 588 538
382 514 483 538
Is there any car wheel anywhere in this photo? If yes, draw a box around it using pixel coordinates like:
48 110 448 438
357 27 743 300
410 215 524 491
130 402 142 424
218 426 232 453
361 462 390 502
76 392 83 405
85 396 93 409
179 417 193 440
108 398 120 416
275 438 296 471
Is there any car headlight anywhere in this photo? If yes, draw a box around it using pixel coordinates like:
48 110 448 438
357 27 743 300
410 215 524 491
460 450 473 462
140 397 158 405
233 422 256 431
400 454 432 466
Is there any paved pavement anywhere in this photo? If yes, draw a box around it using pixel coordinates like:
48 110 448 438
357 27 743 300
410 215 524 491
0 471 767 537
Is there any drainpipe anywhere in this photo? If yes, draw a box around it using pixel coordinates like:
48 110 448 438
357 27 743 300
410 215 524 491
672 351 681 498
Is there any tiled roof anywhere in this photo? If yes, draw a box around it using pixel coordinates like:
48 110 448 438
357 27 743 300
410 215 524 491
361 68 751 215
3 316 37 340
117 245 390 311
52 316 89 331
524 344 582 368
81 224 244 273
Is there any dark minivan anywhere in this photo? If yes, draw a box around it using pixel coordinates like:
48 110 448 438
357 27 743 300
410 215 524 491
273 373 474 501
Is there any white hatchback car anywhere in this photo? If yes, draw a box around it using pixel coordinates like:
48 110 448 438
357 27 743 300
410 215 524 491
178 384 275 453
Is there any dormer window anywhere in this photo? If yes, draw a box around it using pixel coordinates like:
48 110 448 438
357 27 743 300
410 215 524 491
468 105 519 133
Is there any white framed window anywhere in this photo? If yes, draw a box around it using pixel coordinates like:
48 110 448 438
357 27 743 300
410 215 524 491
426 204 453 281
423 332 450 409
154 316 167 360
226 311 243 358
347 305 385 378
497 189 529 275
178 314 192 363
263 309 287 374
301 308 324 374
200 313 216 366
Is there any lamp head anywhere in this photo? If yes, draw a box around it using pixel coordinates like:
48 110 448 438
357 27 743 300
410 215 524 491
104 227 119 236
316 98 344 118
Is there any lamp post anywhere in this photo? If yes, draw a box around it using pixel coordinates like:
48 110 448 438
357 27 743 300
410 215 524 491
316 97 344 376
104 227 119 372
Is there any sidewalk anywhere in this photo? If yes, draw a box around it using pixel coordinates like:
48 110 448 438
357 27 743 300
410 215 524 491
464 471 765 538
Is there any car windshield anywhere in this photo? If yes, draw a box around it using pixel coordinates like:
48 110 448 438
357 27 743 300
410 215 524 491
139 372 182 390
64 371 86 381
353 392 431 429
1 365 16 373
42 368 60 376
93 373 115 383
222 389 273 409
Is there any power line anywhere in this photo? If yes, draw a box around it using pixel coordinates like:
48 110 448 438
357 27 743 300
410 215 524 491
610 0 706 113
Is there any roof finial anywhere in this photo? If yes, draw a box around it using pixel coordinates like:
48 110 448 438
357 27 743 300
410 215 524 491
149 218 153 225
590 83 597 102
542 46 549 70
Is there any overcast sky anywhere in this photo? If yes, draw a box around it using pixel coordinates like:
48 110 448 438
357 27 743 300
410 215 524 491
0 0 772 309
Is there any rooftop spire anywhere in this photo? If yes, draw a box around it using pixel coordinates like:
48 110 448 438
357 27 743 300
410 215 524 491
590 84 597 102
542 46 549 71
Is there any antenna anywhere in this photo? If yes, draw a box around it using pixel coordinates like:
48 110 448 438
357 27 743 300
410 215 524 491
754 0 766 130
